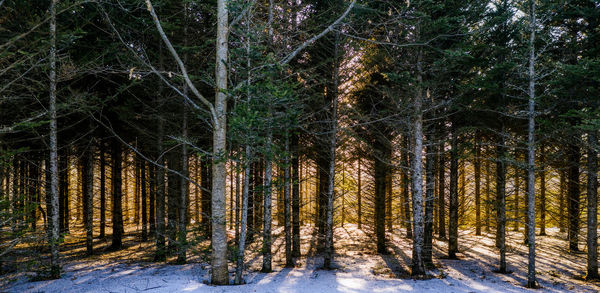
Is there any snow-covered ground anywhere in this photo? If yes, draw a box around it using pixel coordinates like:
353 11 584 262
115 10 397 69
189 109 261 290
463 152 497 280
2 225 599 292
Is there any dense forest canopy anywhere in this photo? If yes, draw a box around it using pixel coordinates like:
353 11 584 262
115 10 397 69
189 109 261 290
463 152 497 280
1 0 599 291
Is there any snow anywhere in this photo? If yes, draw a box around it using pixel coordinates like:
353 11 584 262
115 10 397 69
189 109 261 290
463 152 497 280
2 225 599 292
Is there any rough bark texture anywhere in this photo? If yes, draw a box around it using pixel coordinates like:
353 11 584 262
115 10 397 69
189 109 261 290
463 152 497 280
211 0 229 283
423 136 435 266
110 141 123 250
438 141 446 239
586 131 598 280
100 146 106 239
526 6 537 284
291 134 301 257
141 159 148 241
402 137 412 239
496 132 507 273
284 136 293 267
357 158 362 229
235 146 251 285
154 118 166 261
48 0 60 275
567 144 580 252
474 141 481 236
83 147 94 255
262 130 273 273
448 128 459 259
411 92 425 276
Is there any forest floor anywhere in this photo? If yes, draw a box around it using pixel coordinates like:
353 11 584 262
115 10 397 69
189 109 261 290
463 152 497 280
1 223 600 292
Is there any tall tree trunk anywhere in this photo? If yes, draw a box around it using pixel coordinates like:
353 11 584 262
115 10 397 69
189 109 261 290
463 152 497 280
513 168 520 232
167 152 180 252
496 129 507 273
567 144 580 252
201 156 212 235
539 147 546 236
110 140 123 250
410 80 425 276
474 139 481 236
386 172 392 232
526 6 537 284
235 146 251 285
438 140 446 239
291 133 301 257
423 134 435 266
100 145 106 239
374 154 387 254
149 163 156 236
83 147 94 255
586 130 598 280
141 159 148 241
357 157 362 229
448 127 459 259
155 117 166 261
402 136 412 239
59 150 69 234
485 158 491 233
559 170 566 233
284 135 293 267
178 99 189 264
262 128 273 273
211 0 229 283
47 0 60 273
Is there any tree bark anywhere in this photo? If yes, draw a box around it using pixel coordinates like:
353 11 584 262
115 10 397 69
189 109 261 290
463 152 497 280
474 139 481 236
448 127 459 259
567 144 580 252
423 134 435 266
402 136 412 239
526 5 537 283
110 140 123 250
83 147 94 255
586 130 598 280
496 130 507 273
235 146 251 285
100 145 106 239
141 159 148 241
411 83 425 276
211 0 229 283
291 133 301 257
357 157 362 229
262 128 273 273
438 139 446 239
48 0 60 274
284 135 293 267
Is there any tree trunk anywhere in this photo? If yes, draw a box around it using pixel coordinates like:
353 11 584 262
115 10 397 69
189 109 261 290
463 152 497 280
262 129 273 273
438 140 446 239
201 156 212 235
539 147 546 236
178 100 189 264
475 139 481 236
513 166 520 232
141 159 148 241
167 152 180 252
410 84 425 276
423 134 435 266
402 136 413 239
448 127 459 259
211 0 229 283
48 0 60 274
110 140 123 250
149 163 156 236
284 135 293 267
526 6 537 283
374 154 387 254
567 144 580 252
154 119 166 261
485 159 491 233
291 133 301 257
235 146 251 285
586 130 598 280
496 130 507 273
83 147 94 255
357 158 362 229
559 170 566 233
100 145 106 239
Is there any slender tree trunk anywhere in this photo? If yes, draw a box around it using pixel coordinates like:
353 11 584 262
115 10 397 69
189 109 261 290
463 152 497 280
411 79 426 276
475 140 481 236
423 134 435 266
177 99 189 264
448 127 459 259
154 118 166 261
586 130 598 280
496 130 507 273
291 133 301 257
48 0 60 274
201 156 212 235
110 140 123 250
567 144 580 252
235 161 240 244
100 145 106 239
374 154 387 254
83 147 94 255
539 147 546 236
211 0 229 283
235 146 251 285
149 163 156 236
284 135 293 267
526 5 537 283
386 172 392 232
438 140 446 239
513 168 520 232
559 170 566 233
141 159 148 241
167 152 179 252
262 128 273 273
357 158 362 229
402 137 412 239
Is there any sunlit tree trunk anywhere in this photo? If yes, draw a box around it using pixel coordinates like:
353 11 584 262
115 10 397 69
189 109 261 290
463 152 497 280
448 126 458 259
110 140 123 250
526 3 537 284
586 130 598 280
474 138 481 236
291 133 301 257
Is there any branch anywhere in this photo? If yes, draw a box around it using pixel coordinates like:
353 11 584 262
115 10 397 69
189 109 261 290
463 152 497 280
145 0 218 125
281 0 356 65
